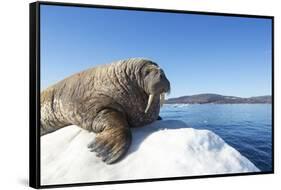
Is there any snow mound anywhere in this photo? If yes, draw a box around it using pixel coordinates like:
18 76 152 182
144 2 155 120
41 120 259 185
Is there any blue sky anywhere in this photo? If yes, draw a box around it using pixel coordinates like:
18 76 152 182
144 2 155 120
40 5 272 98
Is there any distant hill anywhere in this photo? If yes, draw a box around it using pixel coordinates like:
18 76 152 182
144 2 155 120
165 93 272 104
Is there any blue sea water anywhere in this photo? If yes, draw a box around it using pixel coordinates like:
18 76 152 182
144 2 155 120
160 104 272 172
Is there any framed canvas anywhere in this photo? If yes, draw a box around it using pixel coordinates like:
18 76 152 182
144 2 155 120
29 1 274 188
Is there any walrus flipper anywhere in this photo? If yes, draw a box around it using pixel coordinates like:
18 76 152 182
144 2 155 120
87 109 132 164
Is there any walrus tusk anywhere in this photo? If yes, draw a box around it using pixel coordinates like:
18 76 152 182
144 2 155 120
160 93 165 107
145 94 154 113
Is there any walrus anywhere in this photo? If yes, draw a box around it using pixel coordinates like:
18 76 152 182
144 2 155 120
40 58 170 164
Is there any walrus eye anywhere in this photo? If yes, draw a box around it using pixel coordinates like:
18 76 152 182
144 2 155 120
144 69 151 76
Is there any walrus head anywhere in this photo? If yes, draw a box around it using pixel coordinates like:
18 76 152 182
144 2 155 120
141 63 170 113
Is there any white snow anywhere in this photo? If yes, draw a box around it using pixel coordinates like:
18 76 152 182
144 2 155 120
41 120 259 185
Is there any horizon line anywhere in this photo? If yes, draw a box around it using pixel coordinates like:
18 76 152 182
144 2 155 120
167 93 271 99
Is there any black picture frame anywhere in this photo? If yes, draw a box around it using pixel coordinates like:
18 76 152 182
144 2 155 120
29 1 274 189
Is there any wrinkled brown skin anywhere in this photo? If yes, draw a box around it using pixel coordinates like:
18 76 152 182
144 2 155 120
41 58 170 164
